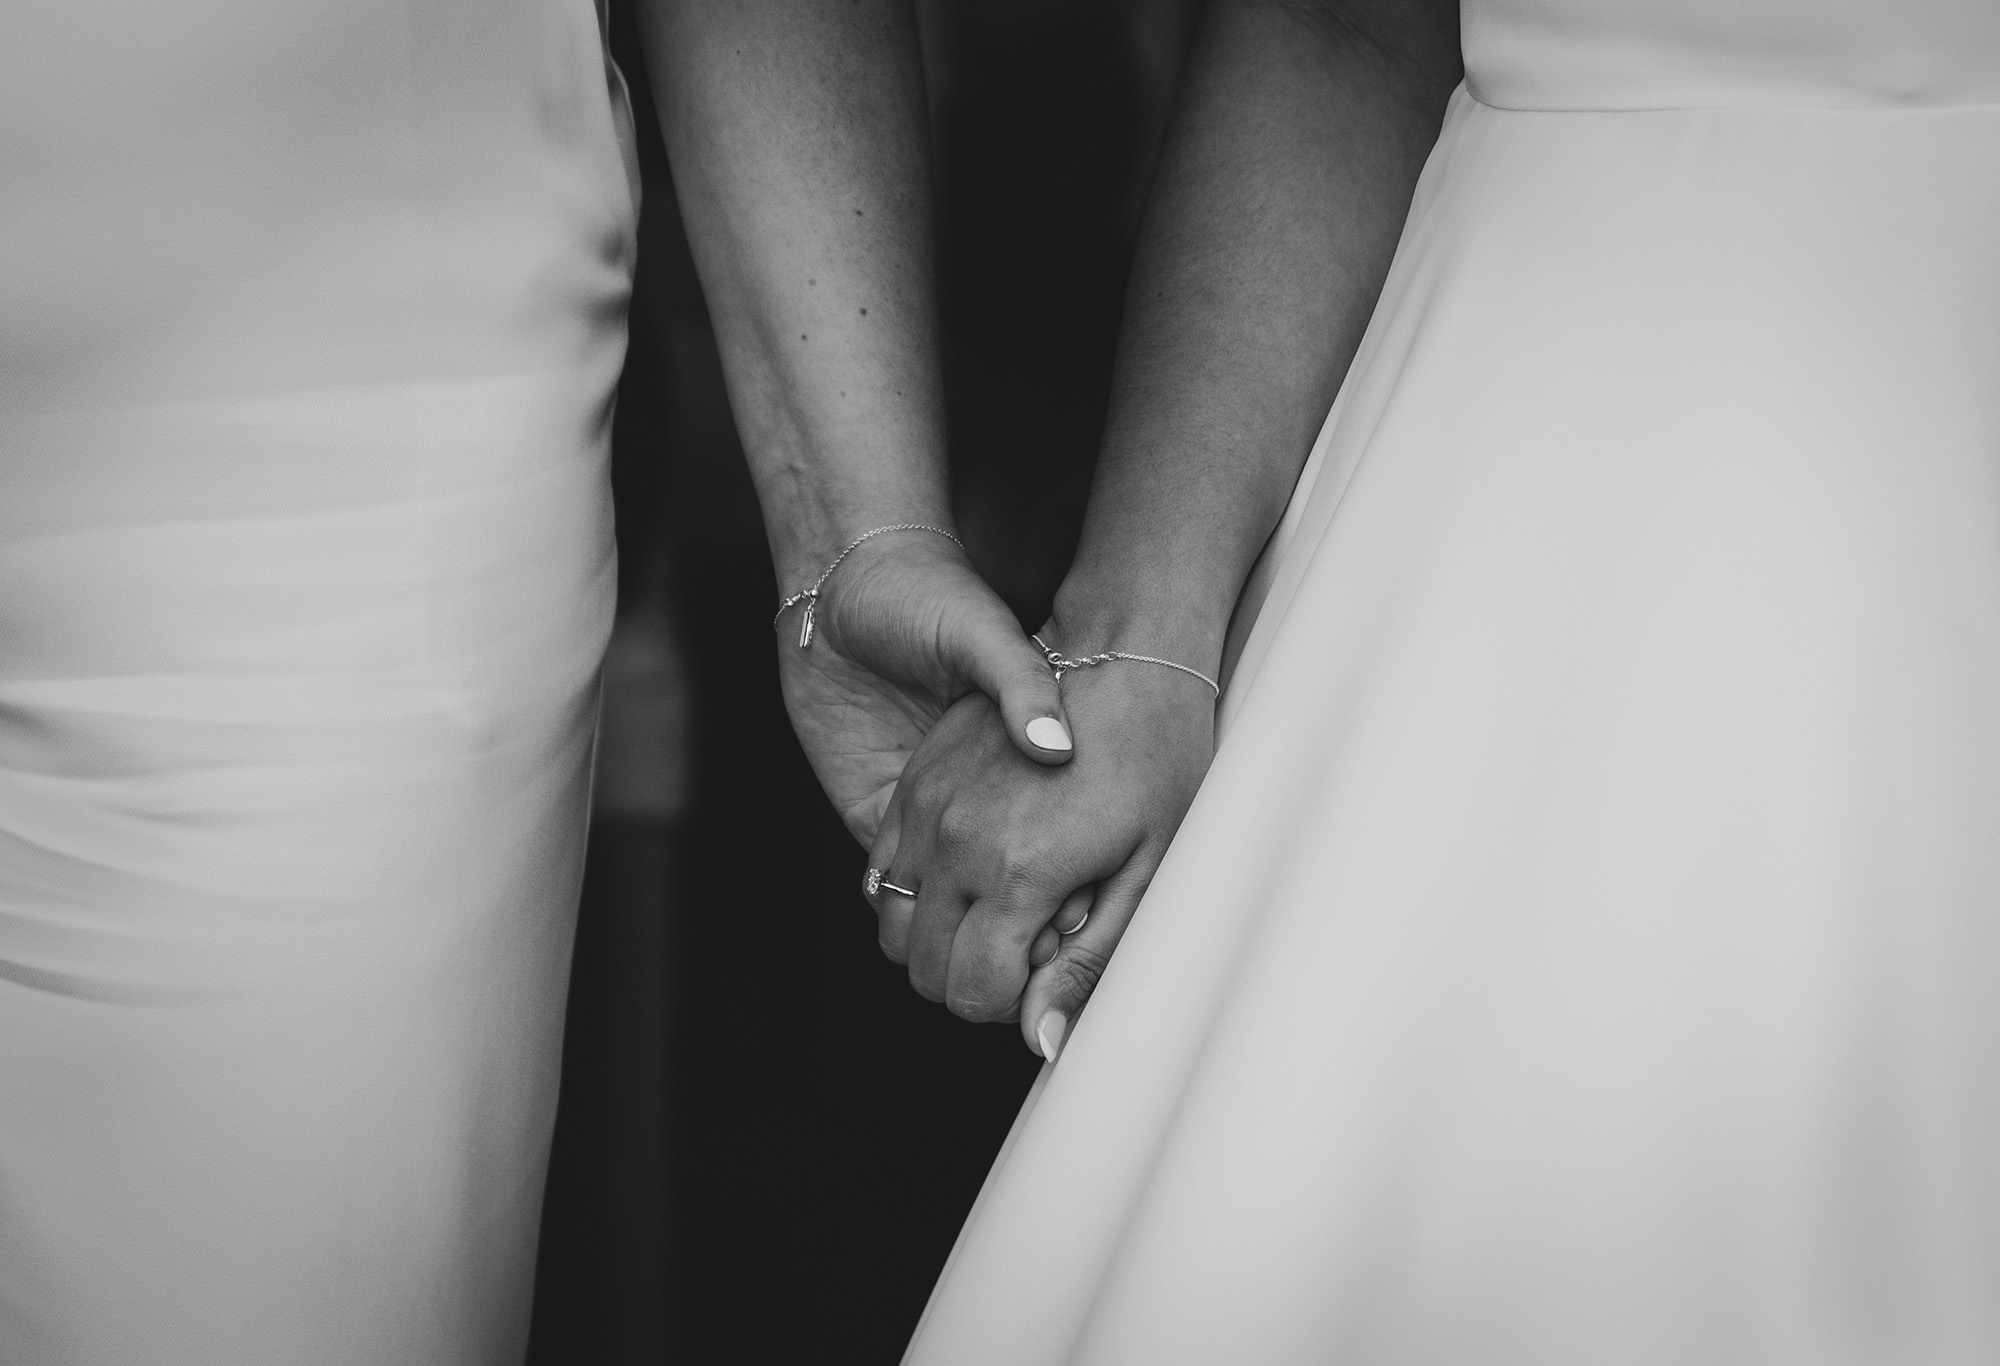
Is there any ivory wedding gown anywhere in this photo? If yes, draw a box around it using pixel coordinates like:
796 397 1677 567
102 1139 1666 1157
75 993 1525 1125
0 2 633 1360
908 1 2000 1362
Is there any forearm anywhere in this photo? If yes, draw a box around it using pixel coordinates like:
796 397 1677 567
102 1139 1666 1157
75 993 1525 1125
635 0 947 588
1051 0 1460 670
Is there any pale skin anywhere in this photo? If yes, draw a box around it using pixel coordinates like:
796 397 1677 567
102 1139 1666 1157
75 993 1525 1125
632 0 1077 839
865 0 1464 1054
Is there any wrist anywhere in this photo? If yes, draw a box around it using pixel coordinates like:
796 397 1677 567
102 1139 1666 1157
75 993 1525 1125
745 411 956 589
1043 581 1232 681
764 493 959 597
1033 612 1223 756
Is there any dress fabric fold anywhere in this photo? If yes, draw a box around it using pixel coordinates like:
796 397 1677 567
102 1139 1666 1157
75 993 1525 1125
907 2 2000 1362
0 2 634 1360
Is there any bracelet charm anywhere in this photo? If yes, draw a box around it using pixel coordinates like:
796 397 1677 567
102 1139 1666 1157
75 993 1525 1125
1031 634 1220 699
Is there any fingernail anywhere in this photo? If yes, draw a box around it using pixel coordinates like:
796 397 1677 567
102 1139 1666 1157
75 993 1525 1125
1026 716 1072 752
1036 1009 1069 1061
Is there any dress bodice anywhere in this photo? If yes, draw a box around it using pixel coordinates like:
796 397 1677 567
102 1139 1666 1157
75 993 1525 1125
1465 0 2000 110
0 0 634 410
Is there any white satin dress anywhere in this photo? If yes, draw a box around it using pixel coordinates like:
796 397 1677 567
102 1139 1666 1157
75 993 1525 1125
0 3 634 1361
909 2 2000 1362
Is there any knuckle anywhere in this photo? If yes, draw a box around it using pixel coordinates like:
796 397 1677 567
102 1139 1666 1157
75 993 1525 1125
905 777 946 824
945 928 1023 1023
1056 943 1110 998
935 799 985 851
946 972 1017 1024
996 845 1064 908
945 991 998 1023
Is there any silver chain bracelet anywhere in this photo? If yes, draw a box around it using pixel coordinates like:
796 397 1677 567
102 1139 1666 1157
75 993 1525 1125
1031 634 1220 699
773 524 965 648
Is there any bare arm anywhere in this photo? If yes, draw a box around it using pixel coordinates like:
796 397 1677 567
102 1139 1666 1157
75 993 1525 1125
868 0 1462 1049
1050 0 1462 671
633 1 1074 840
635 0 946 584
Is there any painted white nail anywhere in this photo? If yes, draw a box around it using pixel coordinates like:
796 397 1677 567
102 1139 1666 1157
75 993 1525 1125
1036 1009 1069 1061
1025 716 1072 752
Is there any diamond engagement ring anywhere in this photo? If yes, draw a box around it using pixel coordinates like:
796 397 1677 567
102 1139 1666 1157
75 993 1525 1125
863 867 918 899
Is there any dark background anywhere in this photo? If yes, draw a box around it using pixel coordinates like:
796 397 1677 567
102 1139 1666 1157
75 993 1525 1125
528 4 1199 1362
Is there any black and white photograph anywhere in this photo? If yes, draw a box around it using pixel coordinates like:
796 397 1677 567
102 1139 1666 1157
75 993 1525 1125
2 0 1998 1362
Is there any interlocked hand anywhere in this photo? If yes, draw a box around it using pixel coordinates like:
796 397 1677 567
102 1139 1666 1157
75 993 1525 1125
862 651 1215 1056
775 533 1074 846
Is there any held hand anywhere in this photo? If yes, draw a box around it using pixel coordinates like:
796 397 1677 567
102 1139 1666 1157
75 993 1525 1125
776 532 1075 846
863 649 1216 1056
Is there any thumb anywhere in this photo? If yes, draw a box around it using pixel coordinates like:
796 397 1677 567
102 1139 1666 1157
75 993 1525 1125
942 597 1074 766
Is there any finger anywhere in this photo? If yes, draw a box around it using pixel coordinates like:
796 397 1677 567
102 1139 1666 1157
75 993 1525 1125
1051 885 1094 935
945 862 1106 1021
872 875 920 965
1028 924 1061 969
945 875 1074 1022
940 894 1040 1021
940 600 1073 766
1020 853 1158 1060
1030 886 1092 966
942 828 1101 1021
865 783 918 963
905 877 972 1004
864 781 903 893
